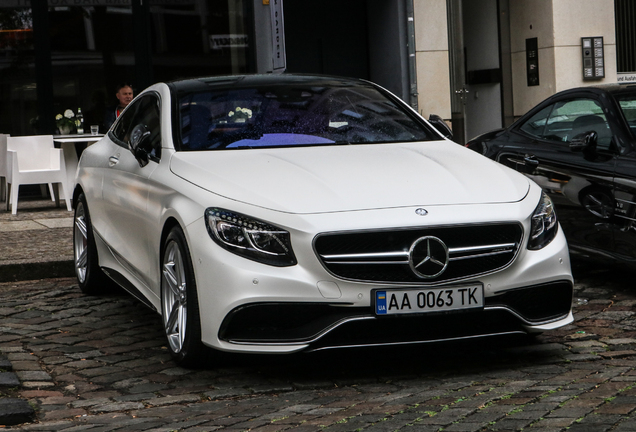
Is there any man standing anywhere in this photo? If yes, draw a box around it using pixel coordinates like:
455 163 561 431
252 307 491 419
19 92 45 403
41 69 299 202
103 84 134 131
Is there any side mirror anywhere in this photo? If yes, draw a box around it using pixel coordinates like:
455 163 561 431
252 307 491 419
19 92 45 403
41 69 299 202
570 130 598 161
428 114 453 140
129 124 152 167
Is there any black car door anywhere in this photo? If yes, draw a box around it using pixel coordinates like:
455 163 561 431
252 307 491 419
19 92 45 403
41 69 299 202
497 96 618 257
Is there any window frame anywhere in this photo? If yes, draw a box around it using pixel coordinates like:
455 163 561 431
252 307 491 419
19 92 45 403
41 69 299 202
110 91 162 161
516 96 614 150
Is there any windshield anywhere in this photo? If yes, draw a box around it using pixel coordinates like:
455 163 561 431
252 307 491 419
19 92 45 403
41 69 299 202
176 83 437 150
617 92 636 139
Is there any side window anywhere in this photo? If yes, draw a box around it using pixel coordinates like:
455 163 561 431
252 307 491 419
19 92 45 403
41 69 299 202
111 93 162 159
519 105 554 139
520 98 612 149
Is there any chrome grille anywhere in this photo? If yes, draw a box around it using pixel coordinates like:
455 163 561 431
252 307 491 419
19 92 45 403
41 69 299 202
314 224 523 284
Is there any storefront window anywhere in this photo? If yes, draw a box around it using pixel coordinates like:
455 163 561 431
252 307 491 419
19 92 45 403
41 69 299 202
0 7 35 135
150 0 250 82
49 5 135 135
0 1 252 137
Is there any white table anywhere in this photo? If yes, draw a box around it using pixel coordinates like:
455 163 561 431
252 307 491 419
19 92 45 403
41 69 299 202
54 134 104 203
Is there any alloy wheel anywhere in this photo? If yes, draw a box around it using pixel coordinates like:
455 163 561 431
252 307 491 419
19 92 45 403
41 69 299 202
74 203 88 283
162 240 188 354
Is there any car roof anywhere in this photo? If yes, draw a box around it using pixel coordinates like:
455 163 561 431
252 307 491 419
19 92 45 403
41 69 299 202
556 83 636 97
167 74 372 94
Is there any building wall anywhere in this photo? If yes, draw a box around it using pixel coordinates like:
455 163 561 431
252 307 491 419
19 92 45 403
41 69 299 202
510 0 616 116
413 0 452 120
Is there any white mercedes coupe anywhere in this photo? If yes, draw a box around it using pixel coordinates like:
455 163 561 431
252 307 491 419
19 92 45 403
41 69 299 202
73 74 573 367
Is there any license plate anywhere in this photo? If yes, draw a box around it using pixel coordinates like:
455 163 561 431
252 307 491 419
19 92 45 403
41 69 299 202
374 284 483 315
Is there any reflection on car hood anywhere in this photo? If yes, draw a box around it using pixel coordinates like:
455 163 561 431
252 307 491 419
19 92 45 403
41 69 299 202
169 141 530 214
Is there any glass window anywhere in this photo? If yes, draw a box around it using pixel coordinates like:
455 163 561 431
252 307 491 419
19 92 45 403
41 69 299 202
616 92 636 139
150 0 250 82
520 99 612 149
0 6 35 136
0 2 252 137
50 6 135 136
177 82 436 151
112 93 161 158
616 0 636 74
519 105 553 139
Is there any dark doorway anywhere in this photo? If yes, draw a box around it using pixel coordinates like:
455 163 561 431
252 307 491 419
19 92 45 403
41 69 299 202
283 0 411 103
284 0 370 80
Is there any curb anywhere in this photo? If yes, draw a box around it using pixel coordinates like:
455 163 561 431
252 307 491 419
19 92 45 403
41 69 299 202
0 356 35 426
0 399 35 426
0 261 75 283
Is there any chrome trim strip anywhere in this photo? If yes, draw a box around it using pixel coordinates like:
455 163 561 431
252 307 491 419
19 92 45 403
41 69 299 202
321 242 517 265
616 198 636 206
450 243 516 254
321 251 408 260
323 260 410 265
305 331 527 352
615 214 636 223
483 305 568 326
449 249 514 261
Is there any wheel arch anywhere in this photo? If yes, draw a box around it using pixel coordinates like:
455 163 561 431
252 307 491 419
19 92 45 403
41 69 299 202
160 217 183 257
72 185 84 210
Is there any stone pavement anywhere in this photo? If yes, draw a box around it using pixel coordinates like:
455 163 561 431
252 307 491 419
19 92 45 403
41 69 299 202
2 199 636 431
0 259 634 431
0 198 74 283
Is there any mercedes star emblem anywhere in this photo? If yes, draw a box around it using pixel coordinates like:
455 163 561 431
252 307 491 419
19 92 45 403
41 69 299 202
409 236 449 279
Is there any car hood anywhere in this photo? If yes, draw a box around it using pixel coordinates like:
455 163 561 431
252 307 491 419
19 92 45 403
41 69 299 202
169 141 530 214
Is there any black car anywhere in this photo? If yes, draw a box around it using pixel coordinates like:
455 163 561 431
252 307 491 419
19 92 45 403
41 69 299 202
467 84 636 264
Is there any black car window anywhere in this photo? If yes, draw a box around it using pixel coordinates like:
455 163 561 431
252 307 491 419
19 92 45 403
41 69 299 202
616 94 636 139
176 83 437 150
519 105 554 139
111 93 162 158
521 98 611 149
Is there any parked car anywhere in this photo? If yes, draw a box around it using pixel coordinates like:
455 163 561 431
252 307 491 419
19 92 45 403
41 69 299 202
73 74 573 367
467 84 636 265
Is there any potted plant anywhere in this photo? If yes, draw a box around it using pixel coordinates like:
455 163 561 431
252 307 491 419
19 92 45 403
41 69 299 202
55 109 76 135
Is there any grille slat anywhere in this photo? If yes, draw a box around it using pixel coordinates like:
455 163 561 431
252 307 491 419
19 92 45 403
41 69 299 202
314 224 523 284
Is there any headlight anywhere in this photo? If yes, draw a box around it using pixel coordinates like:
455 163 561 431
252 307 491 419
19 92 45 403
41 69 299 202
205 208 297 266
528 192 558 250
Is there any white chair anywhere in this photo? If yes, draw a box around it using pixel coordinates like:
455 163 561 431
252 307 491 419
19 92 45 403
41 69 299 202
0 134 8 202
5 135 72 215
1 134 56 203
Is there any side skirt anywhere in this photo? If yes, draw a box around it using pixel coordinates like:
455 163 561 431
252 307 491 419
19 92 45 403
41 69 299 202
101 267 157 312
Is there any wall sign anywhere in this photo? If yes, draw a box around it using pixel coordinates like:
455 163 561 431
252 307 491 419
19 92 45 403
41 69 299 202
582 37 604 80
270 0 286 72
210 34 248 50
526 38 539 87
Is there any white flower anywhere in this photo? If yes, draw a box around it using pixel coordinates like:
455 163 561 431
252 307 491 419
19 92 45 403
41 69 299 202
234 107 252 118
55 114 62 121
228 111 234 117
64 109 74 119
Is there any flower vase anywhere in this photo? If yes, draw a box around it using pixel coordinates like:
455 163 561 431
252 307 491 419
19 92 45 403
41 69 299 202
59 125 72 135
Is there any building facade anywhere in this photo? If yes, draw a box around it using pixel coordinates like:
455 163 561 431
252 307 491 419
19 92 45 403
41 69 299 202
0 0 626 143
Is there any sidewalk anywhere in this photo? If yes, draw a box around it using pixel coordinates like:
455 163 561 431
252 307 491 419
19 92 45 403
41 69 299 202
0 197 75 283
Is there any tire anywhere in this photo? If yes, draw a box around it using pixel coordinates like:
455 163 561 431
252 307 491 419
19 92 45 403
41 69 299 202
161 226 208 367
74 193 109 294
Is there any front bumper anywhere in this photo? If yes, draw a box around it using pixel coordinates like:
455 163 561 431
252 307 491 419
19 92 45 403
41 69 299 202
219 280 573 351
186 204 573 354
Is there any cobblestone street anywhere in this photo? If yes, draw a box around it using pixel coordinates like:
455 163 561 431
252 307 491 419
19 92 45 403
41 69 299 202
1 257 636 431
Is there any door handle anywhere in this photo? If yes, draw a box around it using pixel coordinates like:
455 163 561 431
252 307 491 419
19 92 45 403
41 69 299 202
109 155 119 167
523 154 539 166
